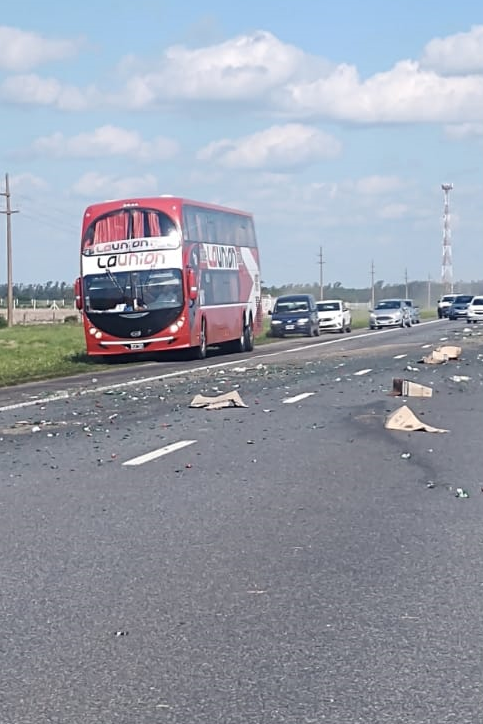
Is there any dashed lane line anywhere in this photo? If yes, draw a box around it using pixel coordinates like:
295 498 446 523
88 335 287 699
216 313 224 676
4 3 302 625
353 368 372 376
0 319 443 413
282 392 315 404
122 439 197 467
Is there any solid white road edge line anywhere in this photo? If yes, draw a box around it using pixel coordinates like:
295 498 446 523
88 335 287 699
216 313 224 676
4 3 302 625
0 319 443 413
282 392 315 404
122 439 197 467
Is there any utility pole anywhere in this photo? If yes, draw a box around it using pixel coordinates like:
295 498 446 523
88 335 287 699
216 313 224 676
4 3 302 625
370 259 375 308
427 273 431 310
317 246 325 300
0 173 19 327
441 183 453 294
404 268 408 299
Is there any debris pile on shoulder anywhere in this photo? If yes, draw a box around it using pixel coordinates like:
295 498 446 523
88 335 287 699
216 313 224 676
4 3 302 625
189 391 248 410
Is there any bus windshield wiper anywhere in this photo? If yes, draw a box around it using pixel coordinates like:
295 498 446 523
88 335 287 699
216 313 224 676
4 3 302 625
106 268 125 296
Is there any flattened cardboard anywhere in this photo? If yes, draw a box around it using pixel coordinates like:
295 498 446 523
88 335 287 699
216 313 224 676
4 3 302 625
384 404 448 433
391 378 433 398
190 391 248 410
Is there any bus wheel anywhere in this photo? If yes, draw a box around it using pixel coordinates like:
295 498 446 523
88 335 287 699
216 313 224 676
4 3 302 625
232 323 247 353
192 318 207 359
244 318 254 351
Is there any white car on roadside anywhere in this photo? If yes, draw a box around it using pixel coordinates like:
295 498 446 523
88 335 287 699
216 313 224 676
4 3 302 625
316 299 352 333
466 295 483 324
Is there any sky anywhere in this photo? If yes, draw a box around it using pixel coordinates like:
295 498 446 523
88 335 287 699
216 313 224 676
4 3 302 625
0 0 482 288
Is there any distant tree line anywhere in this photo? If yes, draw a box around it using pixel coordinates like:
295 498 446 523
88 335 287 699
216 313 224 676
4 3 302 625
262 280 483 308
0 282 74 302
1 278 482 309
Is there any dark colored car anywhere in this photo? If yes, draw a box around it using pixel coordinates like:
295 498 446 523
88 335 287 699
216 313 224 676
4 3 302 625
269 294 319 337
447 294 473 320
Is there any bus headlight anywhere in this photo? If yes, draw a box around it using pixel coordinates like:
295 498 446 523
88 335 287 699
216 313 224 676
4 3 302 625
89 327 97 335
95 331 102 339
169 324 178 333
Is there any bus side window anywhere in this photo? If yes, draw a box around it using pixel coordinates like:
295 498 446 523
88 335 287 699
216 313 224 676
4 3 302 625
201 271 214 305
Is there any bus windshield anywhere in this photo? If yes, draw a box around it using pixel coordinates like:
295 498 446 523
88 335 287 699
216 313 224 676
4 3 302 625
84 268 183 312
83 208 180 250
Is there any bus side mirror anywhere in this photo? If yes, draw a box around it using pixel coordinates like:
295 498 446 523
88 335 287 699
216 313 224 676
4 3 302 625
187 268 198 300
74 277 83 310
268 310 272 315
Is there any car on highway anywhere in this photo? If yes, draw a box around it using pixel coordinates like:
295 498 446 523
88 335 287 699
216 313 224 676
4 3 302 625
403 299 421 325
437 294 457 318
269 294 319 338
466 295 483 324
447 294 474 320
316 299 352 333
369 299 412 329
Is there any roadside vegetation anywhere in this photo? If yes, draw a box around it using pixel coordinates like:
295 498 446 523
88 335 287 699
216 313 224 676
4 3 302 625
0 324 102 387
0 309 437 388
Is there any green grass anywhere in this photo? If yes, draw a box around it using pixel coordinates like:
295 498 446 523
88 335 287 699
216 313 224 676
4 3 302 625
0 324 103 387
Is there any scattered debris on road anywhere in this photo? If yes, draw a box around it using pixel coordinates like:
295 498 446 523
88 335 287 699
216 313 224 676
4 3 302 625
400 452 411 459
391 379 433 398
189 390 248 410
455 488 470 499
421 345 462 365
384 405 448 433
449 375 471 383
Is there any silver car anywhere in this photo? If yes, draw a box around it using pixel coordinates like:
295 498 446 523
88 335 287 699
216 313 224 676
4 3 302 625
369 299 412 329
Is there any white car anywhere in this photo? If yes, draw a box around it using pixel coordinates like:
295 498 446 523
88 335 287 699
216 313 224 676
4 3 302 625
466 295 483 323
316 299 351 333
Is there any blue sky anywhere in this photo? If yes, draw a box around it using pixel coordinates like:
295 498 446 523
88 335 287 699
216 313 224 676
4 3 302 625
1 0 482 288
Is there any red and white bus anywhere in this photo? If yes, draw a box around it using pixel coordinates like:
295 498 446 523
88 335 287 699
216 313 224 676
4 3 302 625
75 196 262 359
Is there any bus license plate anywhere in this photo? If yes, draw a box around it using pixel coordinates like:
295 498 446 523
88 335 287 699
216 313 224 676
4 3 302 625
285 325 294 330
130 342 145 350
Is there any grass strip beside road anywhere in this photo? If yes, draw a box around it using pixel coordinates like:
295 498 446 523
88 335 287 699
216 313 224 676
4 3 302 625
0 324 100 387
0 310 437 387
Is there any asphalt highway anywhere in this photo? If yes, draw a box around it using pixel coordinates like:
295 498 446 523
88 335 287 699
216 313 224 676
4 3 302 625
0 321 482 724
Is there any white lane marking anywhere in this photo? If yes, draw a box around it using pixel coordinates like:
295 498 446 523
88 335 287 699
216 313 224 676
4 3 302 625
122 439 197 467
353 368 372 376
282 392 315 404
0 319 443 413
393 354 407 359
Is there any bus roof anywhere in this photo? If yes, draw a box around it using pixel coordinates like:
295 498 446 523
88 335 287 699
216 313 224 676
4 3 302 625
83 196 254 220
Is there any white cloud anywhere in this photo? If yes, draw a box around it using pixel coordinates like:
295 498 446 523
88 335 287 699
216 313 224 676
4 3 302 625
421 25 483 75
72 172 158 199
377 203 408 220
0 74 95 110
354 175 406 195
120 30 332 108
283 60 483 123
2 28 482 126
30 126 179 161
9 172 49 191
197 123 341 170
444 122 483 140
0 26 82 71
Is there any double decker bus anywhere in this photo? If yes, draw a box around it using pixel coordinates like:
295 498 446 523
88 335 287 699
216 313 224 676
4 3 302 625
75 196 262 359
